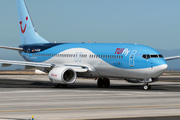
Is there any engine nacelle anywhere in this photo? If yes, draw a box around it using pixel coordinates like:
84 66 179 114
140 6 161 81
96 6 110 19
48 66 77 84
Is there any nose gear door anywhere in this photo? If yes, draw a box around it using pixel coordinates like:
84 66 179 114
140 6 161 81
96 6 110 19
129 50 137 67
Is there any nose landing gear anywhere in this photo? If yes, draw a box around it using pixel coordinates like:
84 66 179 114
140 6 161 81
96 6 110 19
143 83 151 90
143 78 152 90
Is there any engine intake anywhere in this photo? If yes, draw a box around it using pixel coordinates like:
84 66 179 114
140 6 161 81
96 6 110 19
49 66 76 84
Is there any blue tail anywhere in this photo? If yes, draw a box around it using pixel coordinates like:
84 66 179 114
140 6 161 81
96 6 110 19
17 0 49 45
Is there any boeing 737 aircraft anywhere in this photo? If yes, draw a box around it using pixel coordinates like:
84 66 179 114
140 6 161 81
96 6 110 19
0 0 180 90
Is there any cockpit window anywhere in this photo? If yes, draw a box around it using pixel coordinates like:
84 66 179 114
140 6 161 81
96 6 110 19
159 54 163 58
147 55 150 59
150 54 158 58
142 54 150 59
142 55 146 59
142 54 163 59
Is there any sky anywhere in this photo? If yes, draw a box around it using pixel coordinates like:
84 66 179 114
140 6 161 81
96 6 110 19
0 0 180 64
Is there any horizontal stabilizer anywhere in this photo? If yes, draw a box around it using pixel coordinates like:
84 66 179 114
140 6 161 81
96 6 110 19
0 45 23 51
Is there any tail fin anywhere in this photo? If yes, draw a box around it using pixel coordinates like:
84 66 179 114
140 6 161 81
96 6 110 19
17 0 49 45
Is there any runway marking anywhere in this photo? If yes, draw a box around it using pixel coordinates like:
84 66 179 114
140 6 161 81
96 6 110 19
1 104 180 113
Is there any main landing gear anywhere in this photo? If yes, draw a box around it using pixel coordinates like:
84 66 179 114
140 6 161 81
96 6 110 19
97 78 110 88
54 84 67 88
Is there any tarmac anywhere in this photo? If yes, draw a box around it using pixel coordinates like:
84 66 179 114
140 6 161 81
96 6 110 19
0 75 180 120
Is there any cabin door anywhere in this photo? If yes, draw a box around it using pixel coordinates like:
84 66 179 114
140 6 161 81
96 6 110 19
129 50 137 67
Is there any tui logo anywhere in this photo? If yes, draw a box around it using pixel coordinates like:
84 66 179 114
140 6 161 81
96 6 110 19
115 48 124 54
19 16 28 34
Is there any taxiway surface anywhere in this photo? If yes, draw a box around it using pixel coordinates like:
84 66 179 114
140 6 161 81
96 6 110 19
0 75 180 120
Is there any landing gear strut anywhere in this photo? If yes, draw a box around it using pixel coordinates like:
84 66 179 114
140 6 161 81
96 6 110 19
97 78 110 88
54 84 67 88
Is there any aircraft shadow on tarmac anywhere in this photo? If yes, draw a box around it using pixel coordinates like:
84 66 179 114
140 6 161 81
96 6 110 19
0 78 180 92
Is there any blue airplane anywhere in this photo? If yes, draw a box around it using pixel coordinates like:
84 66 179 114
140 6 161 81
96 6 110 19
0 0 179 90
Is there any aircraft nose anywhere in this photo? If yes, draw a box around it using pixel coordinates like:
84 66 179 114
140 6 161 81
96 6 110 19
153 59 168 72
148 61 168 78
160 64 168 72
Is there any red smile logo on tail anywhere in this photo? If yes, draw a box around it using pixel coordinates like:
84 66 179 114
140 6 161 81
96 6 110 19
19 16 28 34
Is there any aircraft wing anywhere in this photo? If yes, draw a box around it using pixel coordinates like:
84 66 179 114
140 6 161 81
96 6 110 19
0 60 53 68
0 60 89 72
164 56 180 61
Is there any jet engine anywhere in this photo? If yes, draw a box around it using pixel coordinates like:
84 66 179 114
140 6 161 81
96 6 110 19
48 66 76 84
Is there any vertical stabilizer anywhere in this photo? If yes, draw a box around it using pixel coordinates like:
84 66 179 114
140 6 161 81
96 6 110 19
17 0 49 45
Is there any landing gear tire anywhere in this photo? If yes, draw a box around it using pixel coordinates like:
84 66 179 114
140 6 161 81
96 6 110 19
97 78 110 88
143 84 151 90
97 78 104 88
104 78 110 88
143 85 148 90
